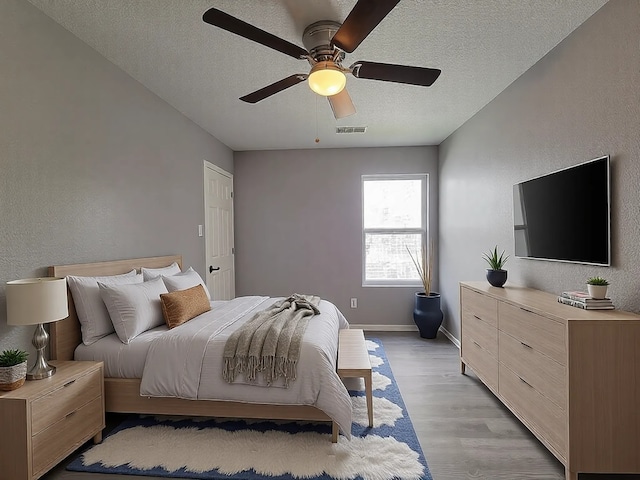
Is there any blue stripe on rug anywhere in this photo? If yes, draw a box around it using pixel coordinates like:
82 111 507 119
67 338 432 480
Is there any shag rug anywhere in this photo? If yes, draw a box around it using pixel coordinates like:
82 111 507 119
67 338 431 480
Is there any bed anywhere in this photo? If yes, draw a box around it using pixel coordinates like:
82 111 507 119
48 255 350 442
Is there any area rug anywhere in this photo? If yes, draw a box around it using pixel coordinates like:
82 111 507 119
67 338 432 480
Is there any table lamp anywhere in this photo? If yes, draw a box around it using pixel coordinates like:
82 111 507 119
6 277 69 380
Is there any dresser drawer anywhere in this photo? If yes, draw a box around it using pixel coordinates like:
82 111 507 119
31 395 103 477
498 302 565 365
462 334 498 392
461 287 498 326
499 331 566 409
462 311 498 356
31 367 102 436
499 363 567 459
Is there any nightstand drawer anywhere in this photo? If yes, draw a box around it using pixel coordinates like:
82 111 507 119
31 395 103 477
31 367 101 436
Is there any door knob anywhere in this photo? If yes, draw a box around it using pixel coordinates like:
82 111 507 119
209 266 220 273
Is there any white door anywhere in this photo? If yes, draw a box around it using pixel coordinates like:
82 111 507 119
204 161 235 300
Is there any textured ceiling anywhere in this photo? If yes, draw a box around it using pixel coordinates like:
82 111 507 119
27 0 607 151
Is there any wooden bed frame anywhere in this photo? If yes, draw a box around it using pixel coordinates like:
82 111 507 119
48 255 339 441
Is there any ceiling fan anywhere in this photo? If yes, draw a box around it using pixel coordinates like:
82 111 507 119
202 0 441 119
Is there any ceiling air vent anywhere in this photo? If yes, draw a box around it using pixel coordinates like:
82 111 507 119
335 126 367 134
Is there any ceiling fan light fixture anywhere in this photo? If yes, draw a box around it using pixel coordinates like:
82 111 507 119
308 61 346 96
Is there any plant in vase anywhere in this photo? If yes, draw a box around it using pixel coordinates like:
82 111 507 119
0 349 28 391
586 276 609 299
407 242 443 339
483 246 509 287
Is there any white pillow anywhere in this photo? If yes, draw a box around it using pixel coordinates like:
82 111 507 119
99 277 168 344
141 262 181 281
162 267 211 300
67 270 141 345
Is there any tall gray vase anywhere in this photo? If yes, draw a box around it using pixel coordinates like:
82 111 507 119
413 292 444 339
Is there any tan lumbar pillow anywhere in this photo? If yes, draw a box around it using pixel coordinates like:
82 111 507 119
159 284 211 329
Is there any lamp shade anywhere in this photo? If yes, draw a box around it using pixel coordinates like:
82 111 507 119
308 61 347 96
6 277 68 326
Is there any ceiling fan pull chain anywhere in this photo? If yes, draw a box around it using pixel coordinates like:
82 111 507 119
315 95 320 144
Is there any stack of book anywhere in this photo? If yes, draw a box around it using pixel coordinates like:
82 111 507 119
557 291 614 310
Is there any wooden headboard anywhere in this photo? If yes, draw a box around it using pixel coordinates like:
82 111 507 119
48 255 182 361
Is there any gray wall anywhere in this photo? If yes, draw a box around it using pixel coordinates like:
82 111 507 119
439 0 640 340
234 146 439 327
0 0 233 354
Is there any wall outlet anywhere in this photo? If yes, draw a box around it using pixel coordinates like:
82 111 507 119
350 298 357 309
198 225 203 237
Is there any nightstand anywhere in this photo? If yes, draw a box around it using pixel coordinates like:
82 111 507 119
0 361 105 480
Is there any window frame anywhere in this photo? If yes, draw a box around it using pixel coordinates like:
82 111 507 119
361 173 429 287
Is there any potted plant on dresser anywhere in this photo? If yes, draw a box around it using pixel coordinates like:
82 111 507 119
407 243 443 339
0 349 28 391
483 246 509 287
587 276 609 299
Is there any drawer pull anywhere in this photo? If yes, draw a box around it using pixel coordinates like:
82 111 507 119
473 341 481 348
519 376 533 388
520 307 534 314
474 315 482 320
520 341 533 349
65 410 77 418
63 379 76 388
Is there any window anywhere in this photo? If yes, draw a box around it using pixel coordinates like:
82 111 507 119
362 174 428 286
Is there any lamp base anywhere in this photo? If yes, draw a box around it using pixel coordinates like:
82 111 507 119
26 323 56 380
27 364 56 380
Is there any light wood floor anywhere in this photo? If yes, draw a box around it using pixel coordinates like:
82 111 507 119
44 332 622 480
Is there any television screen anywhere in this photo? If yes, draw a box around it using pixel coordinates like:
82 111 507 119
513 156 610 266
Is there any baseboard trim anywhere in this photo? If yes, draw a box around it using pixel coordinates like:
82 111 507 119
440 326 460 349
351 323 461 349
351 324 418 332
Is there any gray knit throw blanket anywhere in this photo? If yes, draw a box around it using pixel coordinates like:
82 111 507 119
222 294 321 387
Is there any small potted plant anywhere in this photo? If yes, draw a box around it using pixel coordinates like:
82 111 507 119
587 276 609 299
483 246 509 287
0 349 29 391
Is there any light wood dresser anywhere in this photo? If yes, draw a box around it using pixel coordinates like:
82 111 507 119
0 361 105 480
459 281 640 480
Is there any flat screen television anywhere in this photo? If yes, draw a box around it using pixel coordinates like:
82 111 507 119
513 155 610 266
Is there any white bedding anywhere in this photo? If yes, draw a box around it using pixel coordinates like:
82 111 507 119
74 299 233 374
74 324 168 377
77 296 352 436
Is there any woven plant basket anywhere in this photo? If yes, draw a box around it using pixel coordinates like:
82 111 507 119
0 361 28 391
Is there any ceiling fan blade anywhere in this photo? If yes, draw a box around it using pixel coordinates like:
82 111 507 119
352 61 441 87
328 89 356 119
202 8 308 60
331 0 401 53
239 75 307 104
